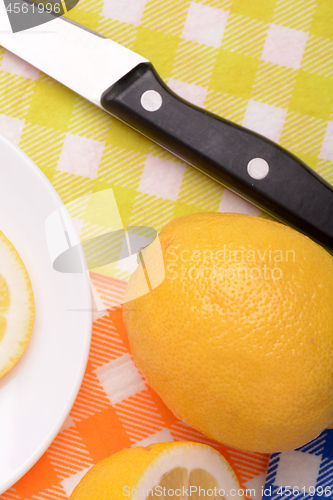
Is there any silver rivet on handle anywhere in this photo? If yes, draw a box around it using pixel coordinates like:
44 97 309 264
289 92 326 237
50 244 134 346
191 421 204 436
140 90 163 112
247 158 269 180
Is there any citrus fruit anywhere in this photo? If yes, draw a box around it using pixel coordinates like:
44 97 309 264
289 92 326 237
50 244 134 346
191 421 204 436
123 212 333 453
69 441 243 500
0 231 34 378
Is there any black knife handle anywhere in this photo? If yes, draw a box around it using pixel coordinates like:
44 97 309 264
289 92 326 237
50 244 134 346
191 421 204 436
101 62 333 253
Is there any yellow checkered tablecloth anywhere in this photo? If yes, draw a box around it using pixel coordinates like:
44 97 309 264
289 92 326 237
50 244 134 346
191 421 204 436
0 0 332 498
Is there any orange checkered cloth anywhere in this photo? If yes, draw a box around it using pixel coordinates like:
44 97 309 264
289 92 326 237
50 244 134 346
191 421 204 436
1 273 269 499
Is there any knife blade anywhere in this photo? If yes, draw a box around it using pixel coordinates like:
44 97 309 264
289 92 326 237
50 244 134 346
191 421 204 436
0 12 333 253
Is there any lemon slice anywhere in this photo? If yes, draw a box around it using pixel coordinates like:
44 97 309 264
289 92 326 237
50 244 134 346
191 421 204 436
0 231 34 378
70 441 243 500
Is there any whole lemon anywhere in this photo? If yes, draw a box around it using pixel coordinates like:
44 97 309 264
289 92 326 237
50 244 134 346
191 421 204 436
123 213 333 453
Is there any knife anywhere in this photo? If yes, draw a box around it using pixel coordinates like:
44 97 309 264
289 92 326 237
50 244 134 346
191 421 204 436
1 12 333 253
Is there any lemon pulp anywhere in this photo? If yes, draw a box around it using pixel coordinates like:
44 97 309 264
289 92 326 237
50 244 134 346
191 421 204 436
149 467 221 499
0 231 34 378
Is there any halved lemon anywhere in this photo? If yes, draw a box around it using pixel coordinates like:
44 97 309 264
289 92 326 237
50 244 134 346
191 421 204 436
0 231 34 378
70 441 243 500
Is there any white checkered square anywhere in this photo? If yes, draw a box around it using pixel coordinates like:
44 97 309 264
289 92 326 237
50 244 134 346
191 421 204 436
274 450 321 492
182 2 229 48
319 121 333 163
0 114 24 145
244 472 267 500
242 99 287 142
61 467 92 497
133 429 174 447
218 189 261 216
139 154 186 201
116 254 139 275
262 23 308 69
168 78 207 107
57 133 104 179
102 0 146 25
95 353 146 405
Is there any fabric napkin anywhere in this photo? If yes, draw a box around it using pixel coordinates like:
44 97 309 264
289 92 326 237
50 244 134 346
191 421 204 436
263 430 333 500
0 0 332 498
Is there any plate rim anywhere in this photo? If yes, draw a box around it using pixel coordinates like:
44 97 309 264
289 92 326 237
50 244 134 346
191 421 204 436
0 133 92 494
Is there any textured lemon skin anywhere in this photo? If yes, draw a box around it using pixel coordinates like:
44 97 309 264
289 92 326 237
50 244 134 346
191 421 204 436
70 445 164 500
123 213 333 453
69 441 232 500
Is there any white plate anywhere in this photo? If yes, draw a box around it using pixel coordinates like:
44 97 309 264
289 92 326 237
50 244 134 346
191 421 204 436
0 134 92 494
